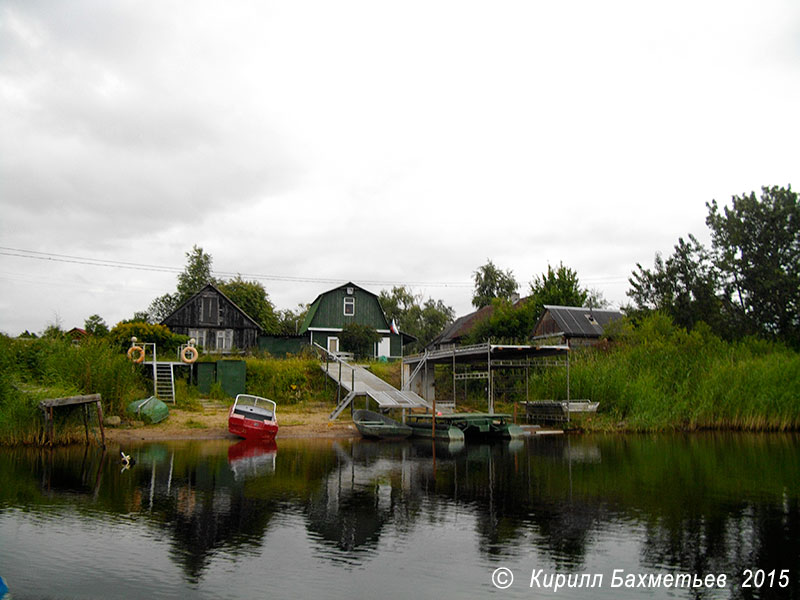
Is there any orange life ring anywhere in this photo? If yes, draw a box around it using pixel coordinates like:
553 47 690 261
181 346 198 364
127 346 145 363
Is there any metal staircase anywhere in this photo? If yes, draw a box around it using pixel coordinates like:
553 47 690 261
154 362 175 402
314 343 430 420
329 390 358 421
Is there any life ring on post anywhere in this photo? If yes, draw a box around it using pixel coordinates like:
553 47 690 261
127 346 145 363
181 346 198 364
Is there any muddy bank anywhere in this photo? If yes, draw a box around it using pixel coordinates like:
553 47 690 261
103 403 359 443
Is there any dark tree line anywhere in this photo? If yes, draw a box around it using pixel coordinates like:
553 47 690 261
628 185 799 348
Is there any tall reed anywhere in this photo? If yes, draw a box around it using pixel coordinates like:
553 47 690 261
529 314 800 431
0 335 148 444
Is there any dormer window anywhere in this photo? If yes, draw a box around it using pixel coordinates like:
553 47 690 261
344 296 355 316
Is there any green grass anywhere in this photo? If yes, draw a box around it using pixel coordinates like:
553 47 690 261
244 356 329 404
529 314 800 432
3 315 797 444
0 335 148 444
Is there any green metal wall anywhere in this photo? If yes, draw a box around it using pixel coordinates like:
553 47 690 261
216 360 246 397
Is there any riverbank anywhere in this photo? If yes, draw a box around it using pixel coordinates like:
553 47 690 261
104 402 359 443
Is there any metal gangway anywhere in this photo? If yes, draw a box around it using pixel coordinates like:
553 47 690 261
314 343 431 420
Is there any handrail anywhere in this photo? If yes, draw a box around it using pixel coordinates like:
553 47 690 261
401 349 428 390
312 341 350 366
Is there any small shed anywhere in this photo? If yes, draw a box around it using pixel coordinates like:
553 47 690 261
532 305 623 347
161 283 264 353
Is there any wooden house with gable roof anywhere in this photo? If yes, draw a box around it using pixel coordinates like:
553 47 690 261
161 283 264 353
532 305 623 347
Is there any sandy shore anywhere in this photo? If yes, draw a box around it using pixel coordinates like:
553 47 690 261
104 402 359 443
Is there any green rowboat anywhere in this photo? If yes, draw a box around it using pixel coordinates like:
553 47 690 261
126 396 169 424
353 409 413 440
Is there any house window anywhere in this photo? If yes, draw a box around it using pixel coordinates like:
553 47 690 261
200 296 219 325
189 329 206 351
217 329 234 352
343 297 355 316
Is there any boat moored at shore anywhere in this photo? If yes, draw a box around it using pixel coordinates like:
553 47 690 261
228 394 279 441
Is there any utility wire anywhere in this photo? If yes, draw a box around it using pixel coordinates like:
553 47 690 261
0 246 473 288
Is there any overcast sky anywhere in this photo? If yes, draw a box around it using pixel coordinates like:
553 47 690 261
1 0 798 335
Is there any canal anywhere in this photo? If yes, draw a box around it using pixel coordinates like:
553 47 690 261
0 433 798 599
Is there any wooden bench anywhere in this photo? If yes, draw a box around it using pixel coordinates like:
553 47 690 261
39 394 106 447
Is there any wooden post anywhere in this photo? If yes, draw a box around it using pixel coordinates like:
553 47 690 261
487 341 493 415
82 404 89 444
337 360 342 406
566 347 571 423
95 399 106 448
452 348 456 407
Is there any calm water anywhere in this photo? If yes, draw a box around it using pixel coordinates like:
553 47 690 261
0 433 798 599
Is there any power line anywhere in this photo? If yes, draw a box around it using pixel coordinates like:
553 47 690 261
0 246 474 289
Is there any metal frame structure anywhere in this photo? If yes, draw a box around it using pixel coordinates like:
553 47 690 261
402 342 571 419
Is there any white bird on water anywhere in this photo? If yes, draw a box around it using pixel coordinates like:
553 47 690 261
121 451 132 467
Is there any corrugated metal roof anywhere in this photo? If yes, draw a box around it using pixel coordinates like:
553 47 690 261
539 305 623 338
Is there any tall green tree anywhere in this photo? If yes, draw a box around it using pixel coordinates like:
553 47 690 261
628 235 728 334
472 260 518 308
84 314 109 336
147 293 179 323
277 304 309 335
628 185 799 347
379 286 455 351
528 262 590 316
145 245 220 323
706 185 800 346
176 245 219 303
468 263 596 343
219 276 279 333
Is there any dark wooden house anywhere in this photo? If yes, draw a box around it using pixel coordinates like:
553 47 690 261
161 283 264 353
532 305 623 347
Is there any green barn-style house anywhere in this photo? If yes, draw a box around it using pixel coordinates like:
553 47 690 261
262 282 413 359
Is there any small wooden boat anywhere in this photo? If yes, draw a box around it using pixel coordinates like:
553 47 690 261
353 409 412 440
228 394 279 441
126 396 169 424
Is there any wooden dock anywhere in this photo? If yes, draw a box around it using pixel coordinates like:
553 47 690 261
39 393 106 447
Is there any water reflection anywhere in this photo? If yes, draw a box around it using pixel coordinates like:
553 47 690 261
1 433 798 598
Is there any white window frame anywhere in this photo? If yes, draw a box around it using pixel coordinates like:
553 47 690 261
189 329 206 351
216 330 234 353
343 296 355 316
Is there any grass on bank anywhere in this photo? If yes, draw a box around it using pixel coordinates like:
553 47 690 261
2 313 799 444
0 335 149 444
529 314 800 431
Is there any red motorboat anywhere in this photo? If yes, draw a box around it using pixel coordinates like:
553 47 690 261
228 394 279 441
